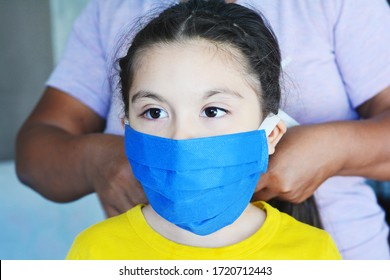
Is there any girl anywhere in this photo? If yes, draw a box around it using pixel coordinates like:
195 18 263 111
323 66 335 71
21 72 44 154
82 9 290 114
67 0 340 259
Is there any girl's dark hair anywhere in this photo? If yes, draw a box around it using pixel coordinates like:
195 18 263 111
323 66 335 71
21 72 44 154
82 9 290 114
119 0 281 119
118 0 322 229
268 197 323 228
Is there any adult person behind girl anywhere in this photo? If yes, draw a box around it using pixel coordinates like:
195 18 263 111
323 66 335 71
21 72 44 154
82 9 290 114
67 0 341 259
15 0 390 259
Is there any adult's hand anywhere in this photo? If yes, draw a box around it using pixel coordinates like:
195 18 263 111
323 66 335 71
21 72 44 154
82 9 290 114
85 133 146 217
16 87 146 217
253 123 344 203
253 86 390 203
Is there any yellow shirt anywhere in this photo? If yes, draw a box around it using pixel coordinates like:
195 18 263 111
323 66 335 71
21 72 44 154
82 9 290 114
67 201 341 260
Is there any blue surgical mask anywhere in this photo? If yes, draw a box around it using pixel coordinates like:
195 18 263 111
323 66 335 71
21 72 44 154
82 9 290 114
124 115 278 235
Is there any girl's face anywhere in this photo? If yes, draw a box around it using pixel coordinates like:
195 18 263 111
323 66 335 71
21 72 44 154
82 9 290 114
128 39 262 139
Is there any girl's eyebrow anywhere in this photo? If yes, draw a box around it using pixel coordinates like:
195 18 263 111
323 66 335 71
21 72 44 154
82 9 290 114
131 88 243 103
203 88 244 100
131 90 167 104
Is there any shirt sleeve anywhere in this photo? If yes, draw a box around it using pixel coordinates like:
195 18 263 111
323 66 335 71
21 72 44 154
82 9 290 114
46 0 111 118
333 0 390 108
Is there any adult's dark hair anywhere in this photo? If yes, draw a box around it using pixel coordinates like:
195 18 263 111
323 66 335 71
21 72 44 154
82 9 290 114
118 0 322 229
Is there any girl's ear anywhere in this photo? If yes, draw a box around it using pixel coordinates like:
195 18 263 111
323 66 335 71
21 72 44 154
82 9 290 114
267 119 286 154
121 117 126 129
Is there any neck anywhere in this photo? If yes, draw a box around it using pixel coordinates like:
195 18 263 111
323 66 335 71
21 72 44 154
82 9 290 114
142 203 266 247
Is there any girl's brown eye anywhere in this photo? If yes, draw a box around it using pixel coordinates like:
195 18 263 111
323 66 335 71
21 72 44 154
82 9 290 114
143 108 168 119
205 107 218 117
202 107 227 118
148 108 161 118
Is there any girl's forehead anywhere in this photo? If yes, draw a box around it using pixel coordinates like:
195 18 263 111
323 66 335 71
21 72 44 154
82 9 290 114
134 38 257 83
139 38 246 66
130 39 260 101
130 39 261 106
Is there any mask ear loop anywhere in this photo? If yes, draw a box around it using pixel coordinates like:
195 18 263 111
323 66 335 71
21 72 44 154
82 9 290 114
259 110 300 136
258 113 280 136
277 109 299 128
124 118 130 125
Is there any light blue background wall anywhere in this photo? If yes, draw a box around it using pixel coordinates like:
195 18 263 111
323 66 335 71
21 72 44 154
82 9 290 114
0 161 103 259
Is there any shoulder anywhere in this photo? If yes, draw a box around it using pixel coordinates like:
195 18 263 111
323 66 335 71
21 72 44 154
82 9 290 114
76 205 144 241
70 210 130 247
66 205 143 259
253 201 342 259
274 205 341 259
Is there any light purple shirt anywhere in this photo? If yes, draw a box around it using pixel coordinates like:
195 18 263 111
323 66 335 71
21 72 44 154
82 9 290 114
47 0 390 259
